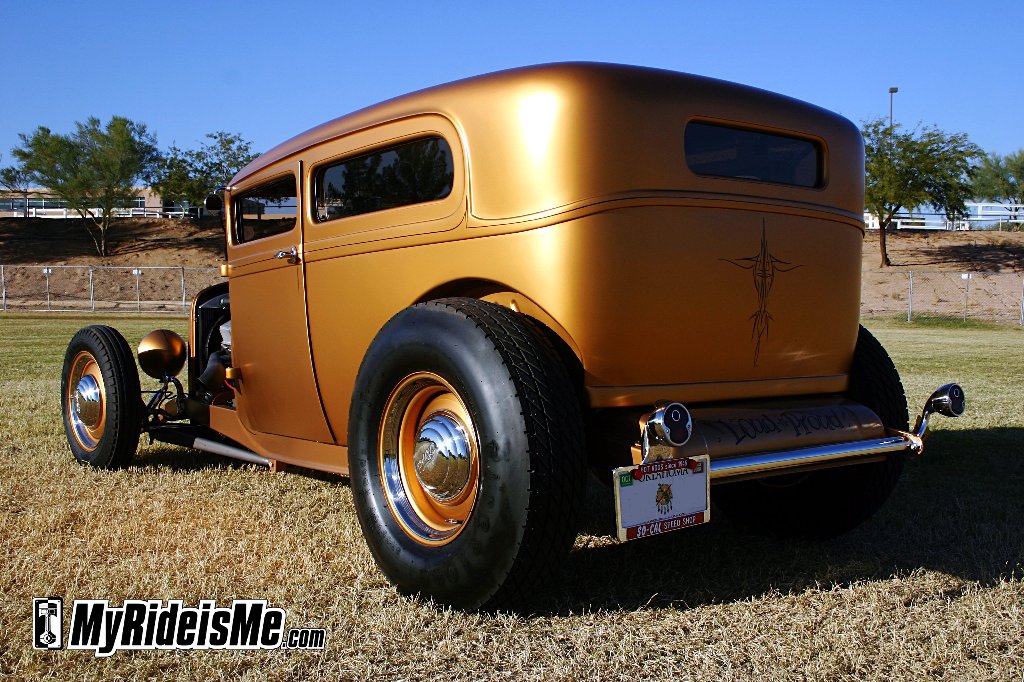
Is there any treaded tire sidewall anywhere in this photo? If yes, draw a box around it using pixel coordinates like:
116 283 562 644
348 299 584 610
61 325 142 469
715 325 910 539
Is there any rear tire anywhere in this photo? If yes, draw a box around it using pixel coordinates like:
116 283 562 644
348 298 586 610
715 325 909 539
61 325 142 469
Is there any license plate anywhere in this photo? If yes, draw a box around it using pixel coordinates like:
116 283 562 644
613 455 710 541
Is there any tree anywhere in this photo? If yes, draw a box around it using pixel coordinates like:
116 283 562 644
863 117 981 267
12 116 159 256
150 132 258 213
972 149 1024 225
0 155 36 218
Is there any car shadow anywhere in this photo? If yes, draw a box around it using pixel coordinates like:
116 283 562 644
530 427 1024 616
132 428 1022 616
132 442 349 486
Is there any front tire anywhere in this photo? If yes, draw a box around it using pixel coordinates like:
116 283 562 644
61 325 142 469
715 325 910 539
348 298 585 610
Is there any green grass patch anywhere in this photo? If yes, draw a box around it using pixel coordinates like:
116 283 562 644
864 313 1024 331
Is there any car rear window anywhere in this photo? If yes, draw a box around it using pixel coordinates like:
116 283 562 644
313 136 454 222
684 122 822 188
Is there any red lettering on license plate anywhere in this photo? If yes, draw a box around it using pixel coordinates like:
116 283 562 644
625 511 706 540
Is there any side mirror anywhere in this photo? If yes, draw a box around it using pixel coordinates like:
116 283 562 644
204 194 223 212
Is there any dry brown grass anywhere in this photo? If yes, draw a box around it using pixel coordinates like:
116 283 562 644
1 314 1022 681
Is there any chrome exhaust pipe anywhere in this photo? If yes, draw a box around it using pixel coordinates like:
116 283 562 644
636 383 965 475
192 437 272 467
149 426 272 468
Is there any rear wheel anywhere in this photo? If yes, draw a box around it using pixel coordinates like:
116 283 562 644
715 325 909 539
348 298 586 610
61 325 142 469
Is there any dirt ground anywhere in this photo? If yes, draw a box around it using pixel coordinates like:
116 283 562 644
0 217 224 267
0 218 225 311
1 218 1021 272
862 229 1024 273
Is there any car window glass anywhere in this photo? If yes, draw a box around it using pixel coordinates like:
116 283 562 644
314 136 454 222
685 122 822 188
234 175 298 243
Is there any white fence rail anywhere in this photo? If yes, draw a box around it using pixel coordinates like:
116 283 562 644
11 207 205 220
864 202 1024 231
0 265 219 313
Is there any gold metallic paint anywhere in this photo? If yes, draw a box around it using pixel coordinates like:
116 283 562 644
208 62 866 469
226 159 334 443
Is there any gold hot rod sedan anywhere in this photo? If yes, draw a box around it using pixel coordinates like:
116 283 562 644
61 63 965 610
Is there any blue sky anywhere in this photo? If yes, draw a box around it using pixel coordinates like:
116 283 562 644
1 1 1020 162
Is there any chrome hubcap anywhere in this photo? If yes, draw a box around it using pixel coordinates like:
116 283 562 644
413 411 472 502
73 375 102 429
378 372 481 546
66 351 106 451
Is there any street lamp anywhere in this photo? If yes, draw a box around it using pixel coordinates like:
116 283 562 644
888 87 899 128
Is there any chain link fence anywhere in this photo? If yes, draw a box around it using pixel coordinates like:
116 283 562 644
861 270 1024 325
0 265 219 313
1 264 1021 324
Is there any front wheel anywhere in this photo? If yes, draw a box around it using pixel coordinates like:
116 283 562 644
348 298 586 610
61 325 142 468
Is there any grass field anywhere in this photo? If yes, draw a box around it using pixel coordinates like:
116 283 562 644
1 314 1021 681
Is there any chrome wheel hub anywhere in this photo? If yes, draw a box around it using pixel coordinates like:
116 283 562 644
67 350 106 451
73 375 102 429
413 411 472 502
378 372 481 546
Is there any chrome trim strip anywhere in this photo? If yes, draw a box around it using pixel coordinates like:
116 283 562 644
192 437 272 467
709 436 911 480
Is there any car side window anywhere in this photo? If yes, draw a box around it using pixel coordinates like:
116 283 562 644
313 136 454 223
233 175 298 243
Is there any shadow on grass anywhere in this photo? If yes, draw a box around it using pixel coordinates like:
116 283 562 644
132 443 349 486
129 428 1022 616
533 426 1024 616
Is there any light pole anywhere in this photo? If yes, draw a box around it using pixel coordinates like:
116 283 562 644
888 86 899 128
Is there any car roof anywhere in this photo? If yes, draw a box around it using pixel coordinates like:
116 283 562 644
231 62 863 220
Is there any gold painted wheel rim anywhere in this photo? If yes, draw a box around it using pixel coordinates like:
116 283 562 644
67 350 106 451
378 372 480 546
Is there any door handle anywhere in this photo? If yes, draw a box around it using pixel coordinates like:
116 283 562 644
274 246 300 264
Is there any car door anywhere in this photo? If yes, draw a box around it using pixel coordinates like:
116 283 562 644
226 161 334 443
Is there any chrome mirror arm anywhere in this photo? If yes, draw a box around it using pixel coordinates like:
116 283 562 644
911 382 966 442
